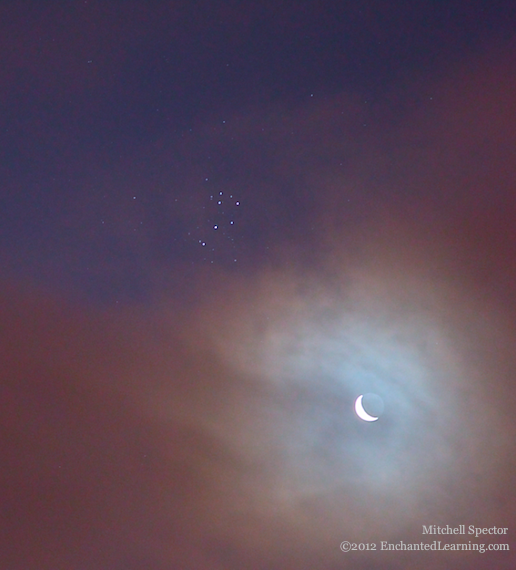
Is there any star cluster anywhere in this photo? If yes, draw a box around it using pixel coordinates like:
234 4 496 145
190 184 242 264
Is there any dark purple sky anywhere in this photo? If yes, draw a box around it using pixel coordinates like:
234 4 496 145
1 0 514 302
2 2 516 568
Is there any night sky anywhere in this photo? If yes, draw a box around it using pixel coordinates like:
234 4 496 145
2 2 516 568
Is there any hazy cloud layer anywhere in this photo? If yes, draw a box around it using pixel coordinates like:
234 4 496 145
2 46 516 569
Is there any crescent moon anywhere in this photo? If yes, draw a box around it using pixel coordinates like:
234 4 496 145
354 395 379 422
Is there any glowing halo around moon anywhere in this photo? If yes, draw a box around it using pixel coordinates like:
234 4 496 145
354 394 379 422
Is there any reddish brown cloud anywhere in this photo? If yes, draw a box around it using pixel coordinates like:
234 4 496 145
2 45 516 569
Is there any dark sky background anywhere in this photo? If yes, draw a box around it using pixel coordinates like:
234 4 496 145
2 1 516 568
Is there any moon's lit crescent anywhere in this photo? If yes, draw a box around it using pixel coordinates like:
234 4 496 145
354 395 379 422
